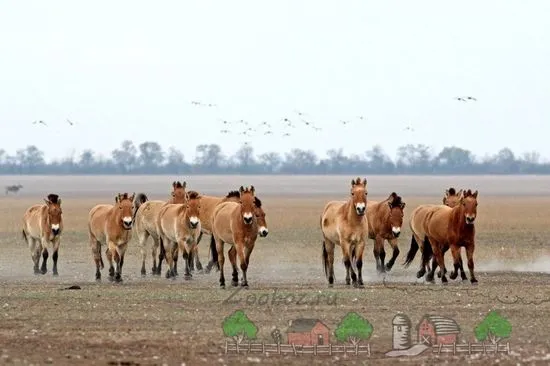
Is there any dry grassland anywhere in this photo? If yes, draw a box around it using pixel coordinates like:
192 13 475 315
0 175 549 366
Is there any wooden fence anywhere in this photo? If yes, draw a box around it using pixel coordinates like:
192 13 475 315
432 342 511 355
224 340 371 356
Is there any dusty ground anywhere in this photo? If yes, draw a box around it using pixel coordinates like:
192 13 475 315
0 175 549 366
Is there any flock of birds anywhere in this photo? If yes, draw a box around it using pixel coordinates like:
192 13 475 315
30 96 477 147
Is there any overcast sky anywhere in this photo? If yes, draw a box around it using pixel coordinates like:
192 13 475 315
1 0 549 163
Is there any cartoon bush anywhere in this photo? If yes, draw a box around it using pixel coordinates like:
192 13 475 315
474 310 512 344
222 310 258 345
334 312 374 346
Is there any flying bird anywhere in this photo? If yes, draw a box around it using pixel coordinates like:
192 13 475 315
33 120 47 126
357 116 366 120
454 97 467 102
404 126 415 132
466 96 477 101
340 120 350 125
220 129 230 134
264 131 273 135
282 132 291 137
66 119 75 126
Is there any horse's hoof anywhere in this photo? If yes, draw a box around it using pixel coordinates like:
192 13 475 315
241 282 249 288
471 278 478 285
165 271 171 279
449 272 458 280
184 274 192 280
41 269 47 275
115 276 122 283
231 280 238 287
220 284 225 289
385 264 393 272
353 282 364 289
327 283 333 288
196 264 203 272
441 276 448 284
53 271 58 276
416 270 425 279
34 269 40 275
141 269 146 276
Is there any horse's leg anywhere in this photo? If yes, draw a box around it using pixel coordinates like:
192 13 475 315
90 235 102 280
194 233 203 272
322 238 335 286
28 237 40 275
458 246 468 281
115 243 127 282
52 237 60 276
431 240 448 284
354 241 365 288
106 245 115 279
112 247 122 282
172 245 179 276
215 238 226 288
138 230 149 276
372 237 382 273
156 236 164 276
236 241 249 287
228 246 238 287
242 243 255 287
437 244 449 278
449 243 461 280
465 243 478 284
40 238 49 274
180 242 192 280
385 238 400 271
341 240 356 286
163 237 175 279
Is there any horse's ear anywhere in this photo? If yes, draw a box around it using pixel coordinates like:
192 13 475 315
472 190 478 198
172 181 177 189
171 191 175 197
115 195 119 203
462 189 469 198
130 193 135 201
58 198 62 205
444 189 450 197
44 198 50 205
182 181 187 189
457 189 463 197
239 186 245 193
351 179 355 186
400 202 406 209
362 178 367 186
387 201 393 209
250 185 255 195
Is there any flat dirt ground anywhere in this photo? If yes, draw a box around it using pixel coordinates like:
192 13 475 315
1 175 549 366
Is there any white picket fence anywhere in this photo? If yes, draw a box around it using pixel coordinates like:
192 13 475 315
224 340 371 356
432 342 511 355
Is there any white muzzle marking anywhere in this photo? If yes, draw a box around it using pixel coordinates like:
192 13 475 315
259 226 268 236
189 216 199 227
51 224 60 231
122 216 133 227
243 212 253 223
392 226 401 236
355 202 366 214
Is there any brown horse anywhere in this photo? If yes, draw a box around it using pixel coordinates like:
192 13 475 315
403 187 463 279
133 181 188 276
406 189 479 284
211 186 260 288
157 191 202 279
443 188 463 207
22 194 63 275
367 192 406 273
321 177 369 288
198 190 269 273
88 192 135 282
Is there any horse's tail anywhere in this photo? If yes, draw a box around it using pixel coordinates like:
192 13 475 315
322 240 328 278
350 245 358 273
421 236 433 264
132 193 148 220
21 229 27 243
403 235 419 268
159 236 166 263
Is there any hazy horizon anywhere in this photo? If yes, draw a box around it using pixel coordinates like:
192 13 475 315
1 0 549 162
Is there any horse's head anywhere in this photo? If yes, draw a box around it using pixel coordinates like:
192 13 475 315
44 194 62 236
350 177 368 216
184 191 201 229
387 192 405 238
115 192 135 230
239 185 256 226
171 181 188 204
460 189 478 225
443 187 463 208
254 196 268 237
132 193 148 220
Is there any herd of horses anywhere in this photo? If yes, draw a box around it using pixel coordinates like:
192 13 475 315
20 178 479 288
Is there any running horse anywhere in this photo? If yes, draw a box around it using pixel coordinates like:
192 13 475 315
366 192 406 273
88 192 135 282
21 194 63 275
321 177 369 288
197 190 269 274
157 190 202 279
133 181 188 276
404 189 479 284
211 186 261 288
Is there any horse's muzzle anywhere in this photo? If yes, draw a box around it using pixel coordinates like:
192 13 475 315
259 227 269 237
189 222 199 229
122 221 133 230
465 216 476 224
51 228 60 236
243 217 253 225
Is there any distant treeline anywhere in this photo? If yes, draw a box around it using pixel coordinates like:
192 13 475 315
0 140 548 175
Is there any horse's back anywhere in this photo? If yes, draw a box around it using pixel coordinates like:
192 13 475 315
22 204 45 238
199 195 223 233
88 204 113 235
321 200 345 242
366 200 384 236
212 201 239 244
135 200 165 234
425 205 453 240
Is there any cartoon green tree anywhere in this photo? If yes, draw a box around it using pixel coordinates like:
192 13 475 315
474 310 512 344
334 312 374 346
222 310 258 346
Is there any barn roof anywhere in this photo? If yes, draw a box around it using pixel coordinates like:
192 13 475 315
416 315 460 335
392 314 411 326
287 318 327 333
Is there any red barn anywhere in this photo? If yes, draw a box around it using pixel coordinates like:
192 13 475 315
286 318 330 346
416 315 460 345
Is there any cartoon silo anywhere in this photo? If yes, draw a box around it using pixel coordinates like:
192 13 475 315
392 314 412 350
